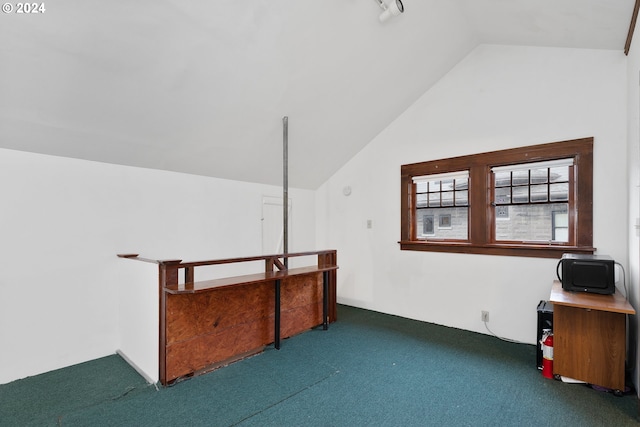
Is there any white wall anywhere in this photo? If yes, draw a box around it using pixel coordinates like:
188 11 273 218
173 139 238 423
626 18 640 396
317 44 628 344
0 149 316 384
117 259 159 383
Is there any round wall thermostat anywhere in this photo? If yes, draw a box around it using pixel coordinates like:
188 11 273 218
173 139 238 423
343 186 352 196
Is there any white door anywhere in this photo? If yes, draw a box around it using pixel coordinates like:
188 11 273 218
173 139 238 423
262 196 291 255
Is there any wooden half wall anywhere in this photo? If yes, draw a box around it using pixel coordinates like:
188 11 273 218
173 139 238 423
118 250 338 385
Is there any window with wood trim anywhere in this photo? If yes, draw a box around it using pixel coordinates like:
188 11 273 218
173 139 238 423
492 159 571 243
399 138 594 258
414 171 469 240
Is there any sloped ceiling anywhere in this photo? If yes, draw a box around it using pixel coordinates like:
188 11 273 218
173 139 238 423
0 0 635 189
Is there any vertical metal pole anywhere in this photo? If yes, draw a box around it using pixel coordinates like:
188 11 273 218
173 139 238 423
276 117 287 349
283 116 289 268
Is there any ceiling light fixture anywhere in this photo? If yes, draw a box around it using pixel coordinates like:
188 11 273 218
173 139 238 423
375 0 404 23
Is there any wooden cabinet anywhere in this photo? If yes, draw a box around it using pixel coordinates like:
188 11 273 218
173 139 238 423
550 281 635 391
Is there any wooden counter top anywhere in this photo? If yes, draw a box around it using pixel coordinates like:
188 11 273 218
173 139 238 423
549 280 635 315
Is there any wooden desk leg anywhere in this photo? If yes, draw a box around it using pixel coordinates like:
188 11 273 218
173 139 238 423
323 271 329 330
275 279 281 350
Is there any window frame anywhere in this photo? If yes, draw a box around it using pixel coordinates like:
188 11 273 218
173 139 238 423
399 137 594 258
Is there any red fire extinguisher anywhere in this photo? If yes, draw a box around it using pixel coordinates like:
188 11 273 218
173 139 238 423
540 329 554 379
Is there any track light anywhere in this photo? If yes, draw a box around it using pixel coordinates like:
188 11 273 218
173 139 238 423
375 0 404 23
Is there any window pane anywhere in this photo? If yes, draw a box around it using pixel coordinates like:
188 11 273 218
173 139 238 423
512 186 528 203
495 203 568 242
429 181 440 192
429 193 440 207
494 171 511 187
549 183 568 201
550 166 569 183
455 190 468 206
415 207 468 239
495 187 511 205
512 170 529 185
441 191 454 206
455 178 468 190
441 179 454 191
530 168 548 184
416 194 427 208
530 184 548 202
416 181 428 193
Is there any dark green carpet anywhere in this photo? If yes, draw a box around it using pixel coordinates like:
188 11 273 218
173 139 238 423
1 305 638 426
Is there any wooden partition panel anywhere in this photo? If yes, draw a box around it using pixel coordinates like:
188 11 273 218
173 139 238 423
164 282 274 381
280 273 323 337
164 273 324 382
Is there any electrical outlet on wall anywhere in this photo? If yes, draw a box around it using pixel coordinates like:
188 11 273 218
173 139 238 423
481 310 489 322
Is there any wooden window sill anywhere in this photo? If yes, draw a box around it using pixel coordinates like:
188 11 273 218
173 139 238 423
398 241 595 259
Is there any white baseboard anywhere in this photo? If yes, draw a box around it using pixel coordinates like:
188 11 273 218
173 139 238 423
116 349 157 385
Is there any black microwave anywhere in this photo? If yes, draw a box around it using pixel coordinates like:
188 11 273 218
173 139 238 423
556 253 615 295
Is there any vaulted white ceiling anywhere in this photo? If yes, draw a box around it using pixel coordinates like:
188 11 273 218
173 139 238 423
0 0 635 188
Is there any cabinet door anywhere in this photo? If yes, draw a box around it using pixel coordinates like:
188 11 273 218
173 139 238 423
553 305 625 390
